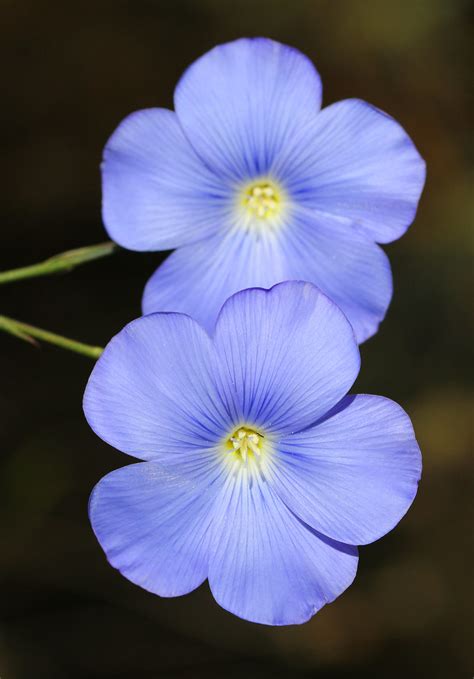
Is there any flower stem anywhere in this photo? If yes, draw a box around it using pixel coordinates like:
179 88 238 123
0 241 116 285
0 315 103 359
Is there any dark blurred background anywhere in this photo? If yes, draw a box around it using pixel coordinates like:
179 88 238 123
1 1 472 677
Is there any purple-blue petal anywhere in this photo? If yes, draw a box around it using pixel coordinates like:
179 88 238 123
83 312 231 461
142 206 392 344
273 98 426 244
174 38 323 181
142 228 289 334
281 207 393 342
208 470 358 625
212 282 360 434
89 462 220 597
270 395 422 545
102 108 230 250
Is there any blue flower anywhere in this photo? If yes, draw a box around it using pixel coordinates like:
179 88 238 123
84 281 421 625
102 38 425 343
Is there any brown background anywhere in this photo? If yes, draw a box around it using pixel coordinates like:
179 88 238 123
1 1 472 677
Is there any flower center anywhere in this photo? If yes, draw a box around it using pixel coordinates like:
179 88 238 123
242 180 282 220
226 426 264 463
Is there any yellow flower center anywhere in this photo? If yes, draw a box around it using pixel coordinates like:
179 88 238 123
239 179 286 228
244 182 280 219
225 426 264 464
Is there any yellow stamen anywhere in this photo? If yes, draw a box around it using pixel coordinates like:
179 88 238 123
241 179 284 222
225 426 264 465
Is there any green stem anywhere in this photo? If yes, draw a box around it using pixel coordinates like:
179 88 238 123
0 315 103 359
0 241 116 285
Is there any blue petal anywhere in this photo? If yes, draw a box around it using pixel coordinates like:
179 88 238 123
213 282 360 434
83 313 231 461
102 108 230 250
273 99 426 244
270 395 422 545
174 38 322 181
281 207 393 343
208 470 358 625
142 207 391 344
89 462 220 596
142 228 289 335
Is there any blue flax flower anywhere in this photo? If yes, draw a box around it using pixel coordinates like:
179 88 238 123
102 38 425 343
84 282 421 625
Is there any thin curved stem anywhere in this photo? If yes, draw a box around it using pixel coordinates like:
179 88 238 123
0 315 103 359
0 241 116 285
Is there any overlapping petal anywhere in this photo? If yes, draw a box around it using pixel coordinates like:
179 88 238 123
102 108 230 250
83 313 230 461
213 282 360 434
142 208 391 344
269 395 422 545
208 470 358 625
89 462 220 597
282 208 393 342
174 38 323 181
142 228 288 333
273 98 425 244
